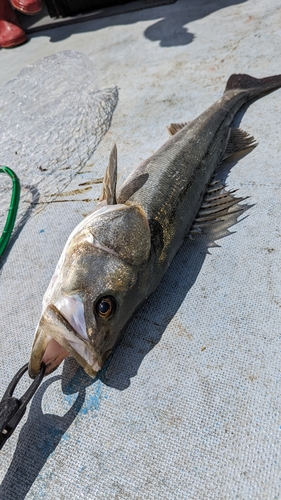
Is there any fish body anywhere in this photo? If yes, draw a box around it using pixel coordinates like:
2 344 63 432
29 73 281 378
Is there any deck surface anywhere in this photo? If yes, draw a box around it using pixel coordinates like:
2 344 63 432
0 1 281 498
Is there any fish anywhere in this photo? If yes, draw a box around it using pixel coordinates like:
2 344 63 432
29 73 281 378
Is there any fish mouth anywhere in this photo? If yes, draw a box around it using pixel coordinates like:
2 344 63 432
28 304 102 378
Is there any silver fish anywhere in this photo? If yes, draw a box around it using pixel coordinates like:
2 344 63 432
29 73 281 378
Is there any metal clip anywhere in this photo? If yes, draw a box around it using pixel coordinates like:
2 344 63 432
0 362 45 450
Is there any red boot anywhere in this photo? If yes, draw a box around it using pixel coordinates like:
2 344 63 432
0 0 26 48
10 0 42 15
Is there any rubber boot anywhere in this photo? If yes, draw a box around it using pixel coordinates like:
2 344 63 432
0 0 26 48
11 0 42 15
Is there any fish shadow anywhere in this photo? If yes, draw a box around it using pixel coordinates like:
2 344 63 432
102 232 210 389
0 361 95 500
101 228 234 389
101 171 252 390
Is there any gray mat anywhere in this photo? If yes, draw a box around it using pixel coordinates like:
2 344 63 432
0 0 281 498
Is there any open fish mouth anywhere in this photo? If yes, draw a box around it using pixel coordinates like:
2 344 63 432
28 304 102 378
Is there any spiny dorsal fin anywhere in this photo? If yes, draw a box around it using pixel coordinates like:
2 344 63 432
190 177 249 234
223 128 258 162
100 144 117 205
167 122 189 136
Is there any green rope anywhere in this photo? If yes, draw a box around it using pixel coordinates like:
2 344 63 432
0 166 20 257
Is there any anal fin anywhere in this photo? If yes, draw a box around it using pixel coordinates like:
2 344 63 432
223 128 258 162
190 177 249 234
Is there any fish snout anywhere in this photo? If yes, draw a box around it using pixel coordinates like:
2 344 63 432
29 304 102 379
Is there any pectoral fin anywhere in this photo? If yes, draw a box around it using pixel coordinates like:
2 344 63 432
100 144 117 205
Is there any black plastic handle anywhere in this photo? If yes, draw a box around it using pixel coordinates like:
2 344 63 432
0 362 45 450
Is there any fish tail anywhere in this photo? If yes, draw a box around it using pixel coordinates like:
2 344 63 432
225 73 281 97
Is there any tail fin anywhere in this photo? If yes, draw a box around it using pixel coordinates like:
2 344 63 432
225 73 281 97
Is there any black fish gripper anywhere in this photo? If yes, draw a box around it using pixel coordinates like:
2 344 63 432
0 362 45 450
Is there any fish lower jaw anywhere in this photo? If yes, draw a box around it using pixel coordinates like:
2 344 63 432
42 337 102 377
42 338 69 375
28 305 102 378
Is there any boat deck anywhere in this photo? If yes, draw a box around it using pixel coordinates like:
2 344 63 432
0 1 281 498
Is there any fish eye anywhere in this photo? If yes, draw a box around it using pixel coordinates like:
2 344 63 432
95 296 116 319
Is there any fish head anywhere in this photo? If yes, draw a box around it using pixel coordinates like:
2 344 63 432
29 203 151 378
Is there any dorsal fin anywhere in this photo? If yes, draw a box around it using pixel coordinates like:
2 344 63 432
167 122 189 136
100 144 117 205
